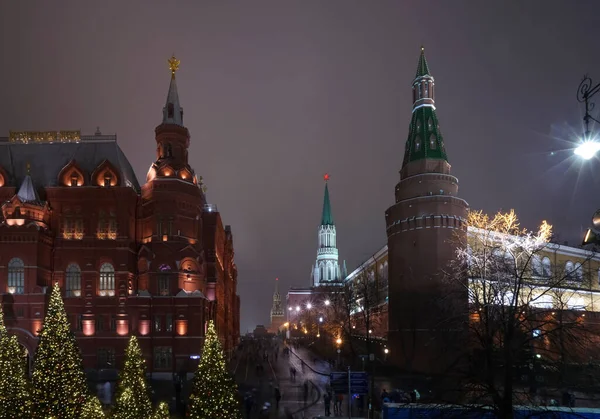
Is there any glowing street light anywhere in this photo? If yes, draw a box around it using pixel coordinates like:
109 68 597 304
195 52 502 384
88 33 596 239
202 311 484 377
306 303 312 309
295 306 300 312
336 337 342 345
574 139 600 160
575 75 600 159
324 299 330 306
384 348 389 354
319 316 323 323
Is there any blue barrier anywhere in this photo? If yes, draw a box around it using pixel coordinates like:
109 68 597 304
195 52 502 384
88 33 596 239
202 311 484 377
382 403 600 419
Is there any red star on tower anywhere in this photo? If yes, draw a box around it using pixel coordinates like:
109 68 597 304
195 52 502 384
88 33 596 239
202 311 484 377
324 173 330 182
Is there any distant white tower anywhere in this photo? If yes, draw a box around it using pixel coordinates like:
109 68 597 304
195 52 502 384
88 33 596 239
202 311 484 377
311 174 341 286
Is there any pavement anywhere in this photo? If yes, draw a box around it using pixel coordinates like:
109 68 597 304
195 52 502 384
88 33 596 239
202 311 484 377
233 339 363 418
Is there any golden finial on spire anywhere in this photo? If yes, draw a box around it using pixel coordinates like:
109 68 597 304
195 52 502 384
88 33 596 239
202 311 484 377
26 162 31 175
168 55 180 78
421 45 425 52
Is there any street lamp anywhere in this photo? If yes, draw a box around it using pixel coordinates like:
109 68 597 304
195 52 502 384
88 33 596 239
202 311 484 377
574 75 600 159
324 299 330 306
582 209 600 246
306 302 312 309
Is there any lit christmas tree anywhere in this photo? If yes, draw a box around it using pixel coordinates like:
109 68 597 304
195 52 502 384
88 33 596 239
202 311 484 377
111 335 152 419
0 304 31 418
80 396 105 418
31 283 88 418
153 401 170 419
188 320 241 418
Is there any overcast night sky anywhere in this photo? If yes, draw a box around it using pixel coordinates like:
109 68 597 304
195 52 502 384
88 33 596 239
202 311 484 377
2 1 600 333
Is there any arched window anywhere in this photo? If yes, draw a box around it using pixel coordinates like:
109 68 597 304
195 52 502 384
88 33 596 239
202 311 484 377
565 261 574 281
532 256 543 277
99 263 115 296
542 257 552 278
66 263 81 297
8 258 24 294
319 265 324 282
574 262 583 282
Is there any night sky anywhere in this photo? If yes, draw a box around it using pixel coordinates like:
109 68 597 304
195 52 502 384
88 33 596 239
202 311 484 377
2 1 600 333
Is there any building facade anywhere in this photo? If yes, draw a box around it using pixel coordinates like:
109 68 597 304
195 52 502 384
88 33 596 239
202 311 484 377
0 57 240 379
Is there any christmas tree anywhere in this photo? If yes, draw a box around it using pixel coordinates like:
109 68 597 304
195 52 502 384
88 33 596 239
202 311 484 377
153 401 170 419
80 396 105 418
0 304 31 418
31 283 88 418
188 320 241 418
111 335 152 419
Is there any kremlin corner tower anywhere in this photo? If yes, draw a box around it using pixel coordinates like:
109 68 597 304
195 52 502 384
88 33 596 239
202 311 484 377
385 48 469 374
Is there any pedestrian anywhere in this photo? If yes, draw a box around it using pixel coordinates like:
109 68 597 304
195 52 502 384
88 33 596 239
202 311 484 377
324 391 332 417
274 387 281 409
414 389 420 402
336 393 343 414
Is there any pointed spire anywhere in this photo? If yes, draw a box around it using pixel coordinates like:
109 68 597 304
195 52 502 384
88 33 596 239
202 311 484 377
274 277 279 296
415 46 430 78
162 55 184 126
17 163 40 203
343 260 348 279
321 174 334 226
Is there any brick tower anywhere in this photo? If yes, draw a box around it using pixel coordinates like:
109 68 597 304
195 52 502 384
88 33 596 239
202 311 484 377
385 48 469 374
269 278 285 333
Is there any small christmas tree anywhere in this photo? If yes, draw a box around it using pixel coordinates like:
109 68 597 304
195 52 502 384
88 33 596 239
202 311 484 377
188 320 241 418
153 401 170 419
81 396 105 418
32 283 88 418
112 335 152 419
0 304 31 418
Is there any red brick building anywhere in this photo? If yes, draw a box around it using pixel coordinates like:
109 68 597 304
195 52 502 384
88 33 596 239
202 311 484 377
0 57 240 381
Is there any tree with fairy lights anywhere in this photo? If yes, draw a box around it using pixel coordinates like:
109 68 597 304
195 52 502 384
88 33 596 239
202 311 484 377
31 283 88 418
111 335 152 419
81 396 105 418
188 320 241 418
153 401 170 419
0 303 31 418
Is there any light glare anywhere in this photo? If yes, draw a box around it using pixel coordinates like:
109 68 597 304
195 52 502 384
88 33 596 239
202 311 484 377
574 140 600 160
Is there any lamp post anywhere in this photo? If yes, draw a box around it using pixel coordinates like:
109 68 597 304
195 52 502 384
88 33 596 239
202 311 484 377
575 75 600 159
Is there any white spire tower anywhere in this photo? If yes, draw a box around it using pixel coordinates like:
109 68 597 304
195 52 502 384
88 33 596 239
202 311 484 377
312 174 341 286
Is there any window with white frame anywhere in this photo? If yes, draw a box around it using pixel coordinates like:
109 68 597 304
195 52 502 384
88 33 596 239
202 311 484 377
565 261 575 281
531 256 543 277
99 263 115 296
8 258 24 294
574 262 584 282
65 263 81 297
542 257 552 278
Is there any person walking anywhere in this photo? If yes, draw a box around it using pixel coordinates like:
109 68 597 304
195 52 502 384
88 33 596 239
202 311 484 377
323 391 332 417
274 387 281 409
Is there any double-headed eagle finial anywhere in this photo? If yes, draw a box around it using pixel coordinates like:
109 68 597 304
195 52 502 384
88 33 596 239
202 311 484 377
168 55 180 77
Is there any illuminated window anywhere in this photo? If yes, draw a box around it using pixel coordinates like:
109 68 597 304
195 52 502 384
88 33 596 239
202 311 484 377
154 315 162 332
97 209 117 240
429 134 437 150
8 258 24 294
65 263 81 297
99 263 115 296
532 256 543 277
103 172 113 187
70 173 78 187
542 257 552 278
574 262 583 281
565 261 575 281
166 314 173 333
154 347 172 369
